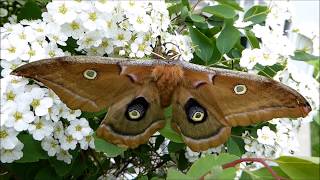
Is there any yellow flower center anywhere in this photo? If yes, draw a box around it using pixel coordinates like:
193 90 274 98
14 111 23 121
249 56 256 62
58 4 68 14
36 28 44 32
19 32 26 40
138 44 145 51
66 135 73 143
101 40 109 47
136 16 144 24
70 21 80 30
28 49 36 57
85 38 93 45
51 141 57 148
117 34 124 41
89 12 97 21
75 125 82 131
6 90 16 100
8 46 16 53
32 99 40 107
85 136 92 142
106 21 112 28
48 50 56 57
35 121 43 129
0 130 8 139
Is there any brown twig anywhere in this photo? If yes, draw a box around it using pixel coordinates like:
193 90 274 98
222 158 288 180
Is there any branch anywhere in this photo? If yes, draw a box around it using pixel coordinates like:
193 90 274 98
222 158 288 180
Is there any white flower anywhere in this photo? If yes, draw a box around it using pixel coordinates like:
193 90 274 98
62 109 81 121
112 29 131 47
239 48 263 69
79 8 104 31
46 23 68 46
257 49 279 66
61 19 85 39
121 0 146 14
46 1 77 25
257 126 277 146
60 134 77 150
53 121 64 139
44 42 65 58
8 24 37 43
1 59 25 77
77 30 102 50
99 38 114 55
0 38 28 61
94 0 116 13
4 102 35 131
56 149 72 164
0 127 19 149
128 11 152 32
28 117 54 141
41 136 60 156
79 133 95 150
20 42 46 61
185 147 200 162
97 14 117 38
252 24 270 39
66 118 92 140
28 87 54 116
0 141 24 163
130 37 152 58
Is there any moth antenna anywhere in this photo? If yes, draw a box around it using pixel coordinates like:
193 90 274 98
169 52 182 60
149 51 166 60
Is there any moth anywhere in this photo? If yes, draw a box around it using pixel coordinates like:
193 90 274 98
11 56 311 151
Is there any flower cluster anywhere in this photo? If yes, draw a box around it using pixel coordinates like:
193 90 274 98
240 2 294 69
0 0 193 164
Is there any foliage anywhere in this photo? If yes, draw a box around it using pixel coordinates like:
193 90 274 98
0 0 319 179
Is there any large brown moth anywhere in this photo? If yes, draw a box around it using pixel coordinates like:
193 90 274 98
11 56 311 151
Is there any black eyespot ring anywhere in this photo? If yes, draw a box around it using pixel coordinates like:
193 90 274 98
184 98 207 124
125 97 149 121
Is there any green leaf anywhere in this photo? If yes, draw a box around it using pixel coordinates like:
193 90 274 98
240 171 253 180
215 0 243 11
251 166 289 180
291 50 320 61
189 26 213 62
16 134 49 163
159 120 183 143
181 6 189 20
245 30 260 48
257 63 285 77
168 142 185 152
167 3 183 16
94 135 126 157
35 167 61 180
187 153 239 178
167 168 193 180
202 5 236 19
189 14 206 23
181 0 190 10
275 156 320 180
217 23 240 54
49 157 73 177
244 5 269 24
215 167 237 179
227 138 242 156
17 0 42 21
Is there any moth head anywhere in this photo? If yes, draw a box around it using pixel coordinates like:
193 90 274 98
184 98 207 123
125 97 149 121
